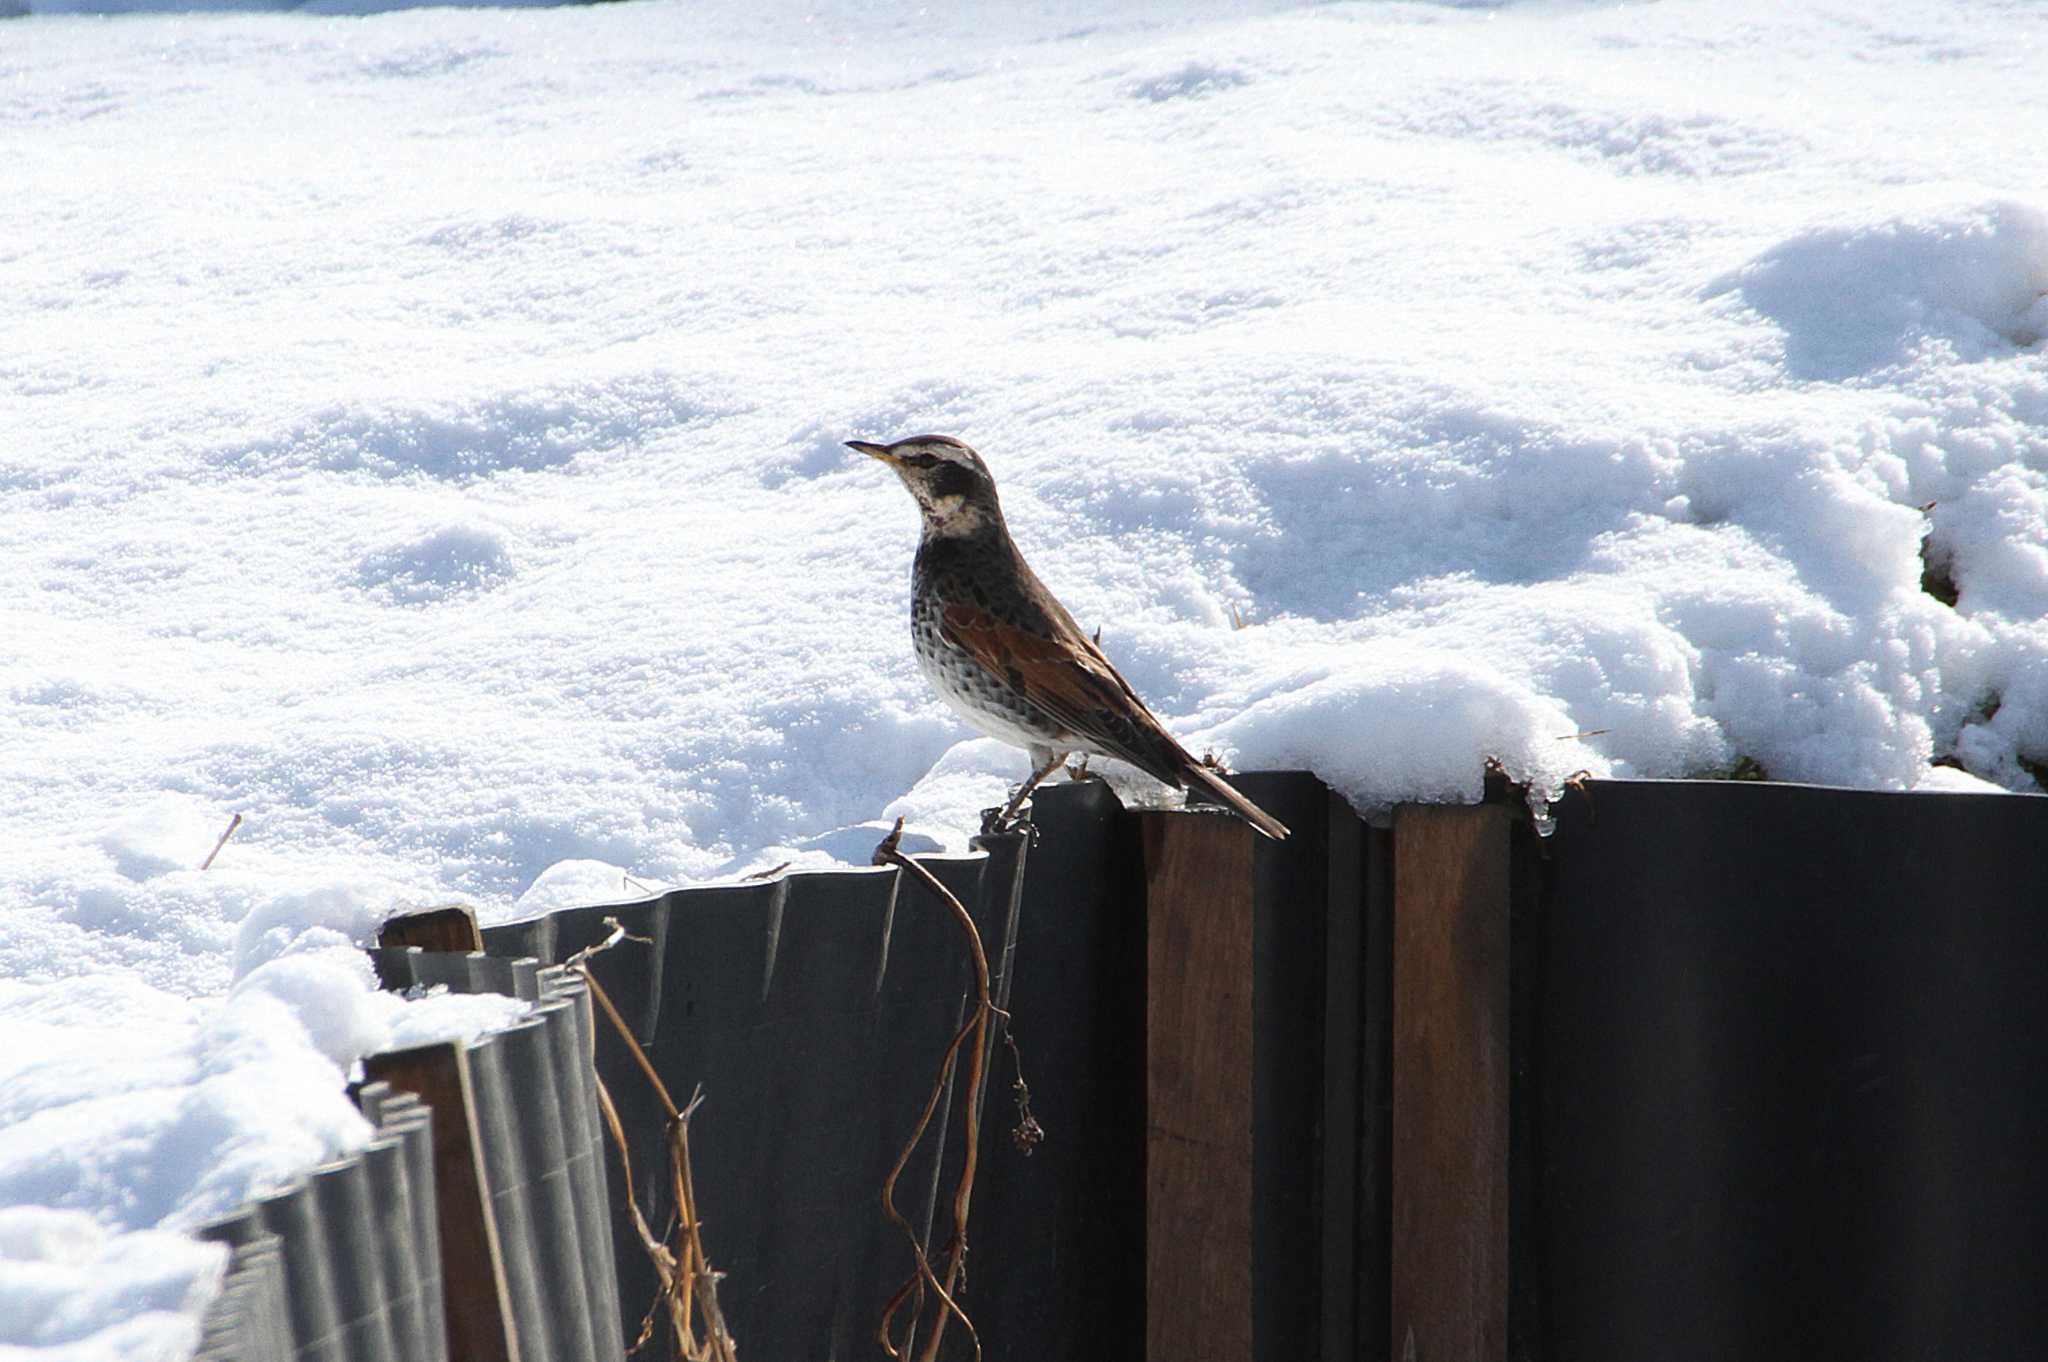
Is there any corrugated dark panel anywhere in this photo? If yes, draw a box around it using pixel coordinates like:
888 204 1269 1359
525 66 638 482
458 788 1388 1360
958 773 1388 1362
555 898 671 1044
526 846 1034 1360
481 912 558 968
367 945 419 993
962 779 1146 1362
464 1029 543 1357
1535 780 2048 1362
198 955 628 1362
309 1158 398 1362
255 1177 343 1360
746 866 899 1353
398 964 625 1362
593 881 783 1339
897 841 1035 1354
191 1229 292 1362
360 1087 445 1355
194 1066 446 1362
537 968 626 1362
377 947 542 1003
360 1131 432 1362
1234 770 1387 1362
509 1009 598 1362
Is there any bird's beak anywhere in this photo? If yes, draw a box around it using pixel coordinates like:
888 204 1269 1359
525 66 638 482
845 440 900 464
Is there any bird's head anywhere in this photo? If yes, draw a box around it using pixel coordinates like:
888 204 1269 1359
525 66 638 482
846 434 1004 538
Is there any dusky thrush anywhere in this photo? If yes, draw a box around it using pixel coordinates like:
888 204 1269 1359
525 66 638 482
850 433 1289 840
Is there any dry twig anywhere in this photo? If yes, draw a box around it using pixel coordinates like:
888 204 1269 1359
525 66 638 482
568 921 737 1362
870 819 1042 1358
1003 1032 1043 1156
871 817 1001 1362
199 812 242 870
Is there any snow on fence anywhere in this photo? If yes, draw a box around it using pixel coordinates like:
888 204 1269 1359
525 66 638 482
192 1079 440 1362
185 772 2048 1362
191 957 623 1362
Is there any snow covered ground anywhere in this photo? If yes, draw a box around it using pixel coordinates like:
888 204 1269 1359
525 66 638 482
4 0 2045 1353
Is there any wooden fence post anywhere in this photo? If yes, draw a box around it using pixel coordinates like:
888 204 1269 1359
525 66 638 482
362 1040 522 1362
1391 803 1512 1362
1138 810 1259 1362
379 905 484 953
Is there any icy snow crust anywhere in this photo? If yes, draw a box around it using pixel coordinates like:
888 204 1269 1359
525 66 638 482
4 0 2047 1352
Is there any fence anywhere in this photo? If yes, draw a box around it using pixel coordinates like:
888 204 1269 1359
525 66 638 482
477 832 1030 1359
463 772 1379 1360
192 772 2048 1361
193 958 622 1362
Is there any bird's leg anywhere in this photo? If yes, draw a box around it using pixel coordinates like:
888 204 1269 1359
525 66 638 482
982 749 1068 834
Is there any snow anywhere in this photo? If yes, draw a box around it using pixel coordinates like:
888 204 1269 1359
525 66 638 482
0 1207 224 1362
4 0 2046 1353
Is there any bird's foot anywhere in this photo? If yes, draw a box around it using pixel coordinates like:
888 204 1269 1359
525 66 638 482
978 803 1039 841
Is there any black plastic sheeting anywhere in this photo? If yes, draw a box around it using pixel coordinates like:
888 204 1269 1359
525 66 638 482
480 833 1032 1360
194 957 624 1362
1530 779 2048 1362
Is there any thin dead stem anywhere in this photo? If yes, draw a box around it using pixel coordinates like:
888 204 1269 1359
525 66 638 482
569 922 738 1362
199 812 242 870
871 817 1009 1362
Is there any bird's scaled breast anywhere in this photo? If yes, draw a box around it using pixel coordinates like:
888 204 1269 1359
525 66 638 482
909 599 1072 748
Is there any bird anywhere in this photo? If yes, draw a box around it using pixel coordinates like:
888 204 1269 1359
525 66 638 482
848 433 1289 840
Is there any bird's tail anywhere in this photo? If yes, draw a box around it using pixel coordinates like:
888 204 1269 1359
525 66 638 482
1181 760 1291 840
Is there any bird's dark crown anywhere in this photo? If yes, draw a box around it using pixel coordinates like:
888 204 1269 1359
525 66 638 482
848 434 1005 537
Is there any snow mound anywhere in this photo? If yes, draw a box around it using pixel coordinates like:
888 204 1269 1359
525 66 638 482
219 373 714 482
98 797 224 883
510 858 659 919
1122 61 1251 103
356 524 516 606
0 1207 224 1361
1710 198 2048 380
1408 86 1809 180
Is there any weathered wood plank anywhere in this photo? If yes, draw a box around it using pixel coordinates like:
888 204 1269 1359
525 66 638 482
1140 810 1258 1362
362 1040 521 1362
379 905 484 954
1392 803 1511 1362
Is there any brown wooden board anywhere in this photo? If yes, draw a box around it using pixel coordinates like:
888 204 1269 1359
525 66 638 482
362 1040 520 1362
379 905 484 955
973 772 1385 1362
1139 809 1258 1362
1392 803 1511 1362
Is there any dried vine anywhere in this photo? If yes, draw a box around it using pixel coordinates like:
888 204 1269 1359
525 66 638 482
870 818 1039 1361
568 923 737 1362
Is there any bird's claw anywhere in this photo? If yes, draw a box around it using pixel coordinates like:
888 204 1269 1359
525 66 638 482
978 803 1040 842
